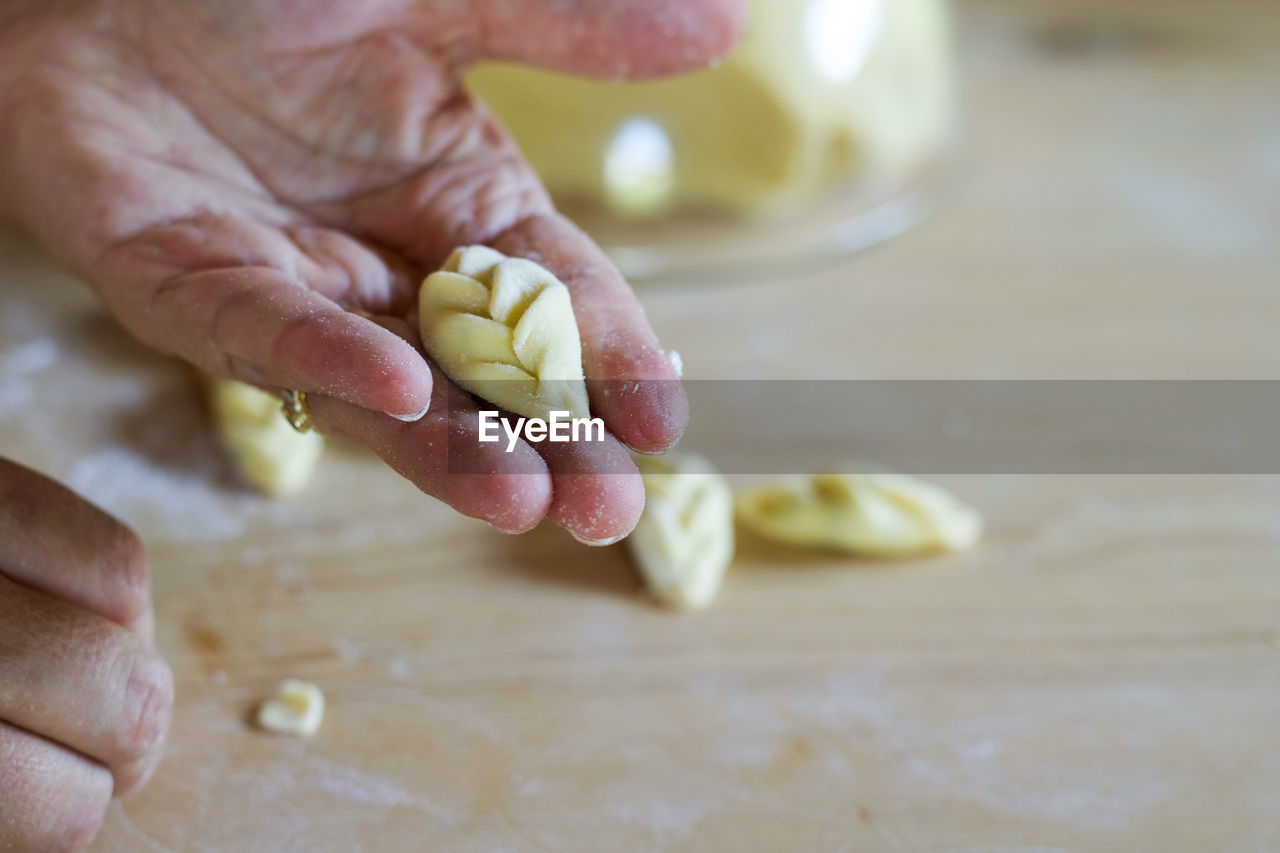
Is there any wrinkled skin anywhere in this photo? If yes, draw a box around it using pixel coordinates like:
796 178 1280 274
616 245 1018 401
0 2 746 848
0 459 173 851
0 0 748 540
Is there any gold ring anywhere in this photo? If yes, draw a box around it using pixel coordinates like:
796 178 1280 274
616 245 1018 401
280 389 314 433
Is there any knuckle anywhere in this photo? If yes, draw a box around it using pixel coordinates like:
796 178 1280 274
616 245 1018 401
268 309 329 369
101 518 149 594
97 519 152 630
226 354 272 386
114 647 174 771
0 716 112 851
0 460 47 530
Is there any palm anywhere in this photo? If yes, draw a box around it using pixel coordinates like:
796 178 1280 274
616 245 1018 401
1 0 745 541
49 2 546 318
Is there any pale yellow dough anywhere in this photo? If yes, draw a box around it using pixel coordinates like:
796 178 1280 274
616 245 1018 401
256 679 325 737
467 0 952 216
418 246 590 421
206 379 324 498
626 452 734 609
736 472 981 558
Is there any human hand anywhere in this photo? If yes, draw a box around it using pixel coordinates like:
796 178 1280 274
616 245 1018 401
0 0 746 541
0 458 173 851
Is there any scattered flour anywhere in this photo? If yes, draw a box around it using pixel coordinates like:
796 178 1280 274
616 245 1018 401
1110 170 1274 259
791 674 1179 829
302 755 457 820
331 635 374 664
67 445 272 543
610 799 708 839
387 656 413 680
192 747 458 823
275 561 308 584
0 337 59 414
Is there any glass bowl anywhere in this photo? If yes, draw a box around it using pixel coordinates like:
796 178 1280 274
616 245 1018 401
468 0 958 285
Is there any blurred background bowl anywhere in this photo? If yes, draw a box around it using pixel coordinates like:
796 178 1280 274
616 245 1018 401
468 0 959 284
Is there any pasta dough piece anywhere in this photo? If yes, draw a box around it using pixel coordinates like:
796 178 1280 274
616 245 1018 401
256 679 325 737
626 452 734 609
466 0 953 216
206 379 325 498
736 472 981 558
419 246 589 422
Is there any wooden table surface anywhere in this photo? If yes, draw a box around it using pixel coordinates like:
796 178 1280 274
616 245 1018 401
1 0 1277 850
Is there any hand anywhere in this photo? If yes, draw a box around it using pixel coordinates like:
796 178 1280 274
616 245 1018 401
0 0 746 542
0 458 173 851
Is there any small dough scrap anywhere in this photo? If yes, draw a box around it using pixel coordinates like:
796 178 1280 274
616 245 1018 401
626 452 734 609
206 379 325 498
256 679 325 737
736 472 981 558
418 246 589 421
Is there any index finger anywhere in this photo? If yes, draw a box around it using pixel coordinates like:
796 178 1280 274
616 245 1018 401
475 0 749 79
0 459 152 638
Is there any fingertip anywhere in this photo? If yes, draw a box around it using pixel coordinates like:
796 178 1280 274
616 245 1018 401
376 363 433 420
540 436 646 544
390 402 431 423
697 0 751 65
600 381 689 453
478 0 751 79
261 304 432 419
402 416 552 532
352 314 434 419
552 468 646 545
456 469 553 533
345 328 435 420
112 649 174 796
591 348 690 453
638 0 752 74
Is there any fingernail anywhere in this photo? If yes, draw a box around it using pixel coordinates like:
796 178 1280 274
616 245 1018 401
629 446 667 456
571 530 630 547
127 665 172 752
489 517 541 535
390 402 430 423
